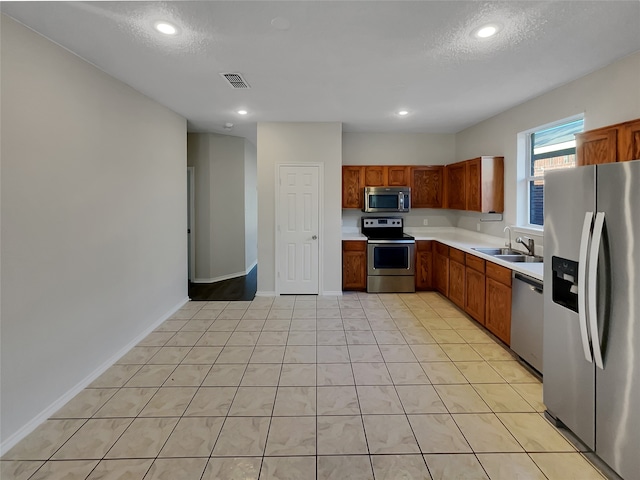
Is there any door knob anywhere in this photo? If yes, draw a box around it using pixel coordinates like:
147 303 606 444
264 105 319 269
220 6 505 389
312 235 318 240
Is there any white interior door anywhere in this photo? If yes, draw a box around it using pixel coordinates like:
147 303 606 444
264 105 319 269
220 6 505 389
277 165 320 294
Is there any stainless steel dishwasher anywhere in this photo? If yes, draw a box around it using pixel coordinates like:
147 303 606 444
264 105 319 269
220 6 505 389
511 272 544 374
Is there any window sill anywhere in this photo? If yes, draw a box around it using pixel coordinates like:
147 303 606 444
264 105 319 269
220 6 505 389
513 225 544 237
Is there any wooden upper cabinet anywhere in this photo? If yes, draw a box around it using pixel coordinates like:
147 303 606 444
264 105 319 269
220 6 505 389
387 166 411 186
466 156 504 213
620 118 640 162
576 118 640 166
343 159 503 211
342 166 365 209
576 128 618 166
411 166 444 208
364 166 387 186
445 162 466 210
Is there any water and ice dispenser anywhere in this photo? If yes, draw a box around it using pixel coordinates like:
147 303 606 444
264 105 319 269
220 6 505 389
551 256 579 312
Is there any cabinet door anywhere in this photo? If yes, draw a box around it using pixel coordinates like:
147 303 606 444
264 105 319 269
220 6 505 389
411 166 444 208
433 253 449 297
342 241 367 290
465 267 485 324
448 260 465 308
466 156 504 213
342 166 365 209
485 277 512 345
465 158 481 211
576 129 617 166
445 162 466 210
619 118 640 162
415 241 433 290
388 166 410 186
364 166 387 186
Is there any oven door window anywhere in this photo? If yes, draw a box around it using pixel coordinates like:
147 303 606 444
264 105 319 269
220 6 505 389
369 194 399 210
373 246 409 269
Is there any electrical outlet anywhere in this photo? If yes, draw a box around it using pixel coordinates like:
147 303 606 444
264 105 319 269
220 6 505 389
477 223 481 231
423 219 429 226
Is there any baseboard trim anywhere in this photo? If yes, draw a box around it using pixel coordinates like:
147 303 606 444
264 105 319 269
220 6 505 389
192 261 257 284
255 291 276 297
321 291 343 296
0 296 189 456
246 260 258 274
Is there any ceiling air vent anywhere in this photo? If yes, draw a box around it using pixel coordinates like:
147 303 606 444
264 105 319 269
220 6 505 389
220 73 251 89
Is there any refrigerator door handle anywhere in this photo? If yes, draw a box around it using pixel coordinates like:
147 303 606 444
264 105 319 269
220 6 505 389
578 211 594 363
588 211 605 370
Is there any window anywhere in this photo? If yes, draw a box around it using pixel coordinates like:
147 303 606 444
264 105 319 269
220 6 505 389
525 118 584 226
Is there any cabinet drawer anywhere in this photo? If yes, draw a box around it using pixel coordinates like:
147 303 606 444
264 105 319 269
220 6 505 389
342 240 366 252
486 261 512 286
450 247 465 264
435 242 449 257
465 254 485 273
416 240 433 252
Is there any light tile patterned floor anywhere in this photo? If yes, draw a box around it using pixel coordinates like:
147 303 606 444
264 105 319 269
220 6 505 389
1 292 607 480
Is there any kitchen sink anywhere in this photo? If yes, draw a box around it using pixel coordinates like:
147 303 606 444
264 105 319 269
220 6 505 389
494 254 544 263
472 247 543 263
472 247 523 256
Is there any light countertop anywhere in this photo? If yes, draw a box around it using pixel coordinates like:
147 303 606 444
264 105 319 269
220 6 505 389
342 227 543 282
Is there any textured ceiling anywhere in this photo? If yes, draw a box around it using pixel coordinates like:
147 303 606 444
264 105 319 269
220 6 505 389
3 1 640 142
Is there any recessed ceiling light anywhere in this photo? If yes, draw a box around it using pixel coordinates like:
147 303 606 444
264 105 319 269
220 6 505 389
475 24 499 39
154 21 178 35
237 110 248 115
398 110 409 116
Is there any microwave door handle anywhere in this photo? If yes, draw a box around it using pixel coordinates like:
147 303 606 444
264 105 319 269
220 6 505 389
588 212 605 370
578 212 594 363
399 192 404 209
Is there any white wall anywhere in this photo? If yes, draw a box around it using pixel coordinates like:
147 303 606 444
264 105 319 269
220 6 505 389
257 123 342 295
188 134 212 277
343 132 455 166
187 133 257 282
0 15 188 447
341 131 459 231
455 51 640 241
244 140 258 270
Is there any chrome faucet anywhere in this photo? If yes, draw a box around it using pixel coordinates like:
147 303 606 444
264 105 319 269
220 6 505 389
503 226 512 249
516 236 535 256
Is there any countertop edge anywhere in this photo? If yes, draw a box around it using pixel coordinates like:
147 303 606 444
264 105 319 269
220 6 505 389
342 228 544 282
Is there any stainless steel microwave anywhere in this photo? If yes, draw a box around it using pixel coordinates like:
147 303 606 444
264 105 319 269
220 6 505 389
363 186 411 213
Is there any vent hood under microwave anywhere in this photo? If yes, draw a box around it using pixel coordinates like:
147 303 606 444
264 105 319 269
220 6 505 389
363 186 411 213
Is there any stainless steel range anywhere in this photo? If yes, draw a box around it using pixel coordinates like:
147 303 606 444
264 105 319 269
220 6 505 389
362 217 415 293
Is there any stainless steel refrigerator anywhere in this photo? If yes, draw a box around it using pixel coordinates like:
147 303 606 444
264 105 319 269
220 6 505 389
543 159 640 480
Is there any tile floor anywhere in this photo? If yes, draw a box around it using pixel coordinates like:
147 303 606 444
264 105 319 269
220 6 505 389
1 292 607 480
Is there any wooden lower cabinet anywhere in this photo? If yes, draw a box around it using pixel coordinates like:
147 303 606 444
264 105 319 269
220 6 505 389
342 241 367 291
433 243 449 297
448 250 465 309
465 254 486 323
485 263 512 345
415 240 433 290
